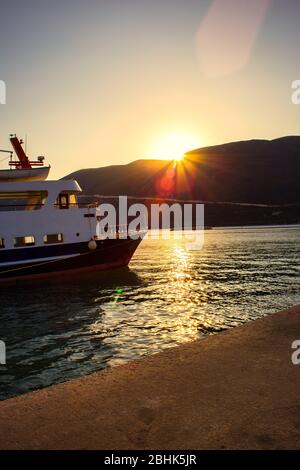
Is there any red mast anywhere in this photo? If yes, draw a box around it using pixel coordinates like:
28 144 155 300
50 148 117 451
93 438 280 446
9 135 45 169
10 135 32 169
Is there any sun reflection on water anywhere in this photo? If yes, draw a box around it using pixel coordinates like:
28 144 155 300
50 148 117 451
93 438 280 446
2 228 300 399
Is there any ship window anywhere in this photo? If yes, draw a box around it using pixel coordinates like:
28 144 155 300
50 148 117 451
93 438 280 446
43 233 64 244
0 238 4 249
69 194 77 205
0 191 48 211
14 235 35 247
55 193 69 209
55 193 78 209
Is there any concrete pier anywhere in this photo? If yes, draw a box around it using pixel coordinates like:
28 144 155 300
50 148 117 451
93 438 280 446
0 305 300 450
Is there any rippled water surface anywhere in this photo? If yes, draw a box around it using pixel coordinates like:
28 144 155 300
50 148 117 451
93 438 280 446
1 228 300 399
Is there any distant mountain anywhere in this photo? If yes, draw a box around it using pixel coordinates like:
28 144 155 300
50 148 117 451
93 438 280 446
63 136 300 204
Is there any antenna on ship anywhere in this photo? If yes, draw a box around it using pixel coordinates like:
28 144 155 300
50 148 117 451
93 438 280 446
0 149 13 159
0 134 50 181
8 134 46 169
9 134 31 168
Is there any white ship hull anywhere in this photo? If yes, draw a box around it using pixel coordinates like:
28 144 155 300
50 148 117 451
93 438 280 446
0 166 50 182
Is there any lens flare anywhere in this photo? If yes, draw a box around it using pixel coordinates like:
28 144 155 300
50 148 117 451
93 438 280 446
196 0 271 77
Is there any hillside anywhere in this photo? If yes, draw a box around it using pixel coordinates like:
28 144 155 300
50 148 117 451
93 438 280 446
63 136 300 204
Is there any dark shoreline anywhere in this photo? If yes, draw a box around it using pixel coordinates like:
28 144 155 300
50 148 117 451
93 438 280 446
79 195 300 228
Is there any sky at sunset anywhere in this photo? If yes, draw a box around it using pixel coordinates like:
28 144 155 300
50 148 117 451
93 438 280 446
0 0 300 178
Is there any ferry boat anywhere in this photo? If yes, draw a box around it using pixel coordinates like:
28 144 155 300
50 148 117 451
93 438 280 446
0 135 143 283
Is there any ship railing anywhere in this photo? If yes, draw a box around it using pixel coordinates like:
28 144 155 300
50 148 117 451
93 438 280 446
53 203 96 209
0 202 98 211
95 223 147 240
0 203 45 211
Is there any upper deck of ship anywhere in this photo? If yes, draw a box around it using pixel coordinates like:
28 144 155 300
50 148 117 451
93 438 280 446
0 179 82 194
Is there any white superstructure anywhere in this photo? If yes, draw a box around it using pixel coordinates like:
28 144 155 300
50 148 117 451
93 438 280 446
0 180 97 251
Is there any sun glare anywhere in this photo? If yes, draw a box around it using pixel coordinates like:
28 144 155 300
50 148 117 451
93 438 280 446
148 131 201 162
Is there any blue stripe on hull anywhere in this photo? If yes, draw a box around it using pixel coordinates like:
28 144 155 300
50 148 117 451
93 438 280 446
0 238 142 280
0 240 98 263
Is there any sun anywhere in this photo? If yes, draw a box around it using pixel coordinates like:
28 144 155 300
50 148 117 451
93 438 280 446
148 131 201 162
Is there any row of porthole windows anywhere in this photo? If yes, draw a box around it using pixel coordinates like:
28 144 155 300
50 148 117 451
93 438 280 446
0 233 64 249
